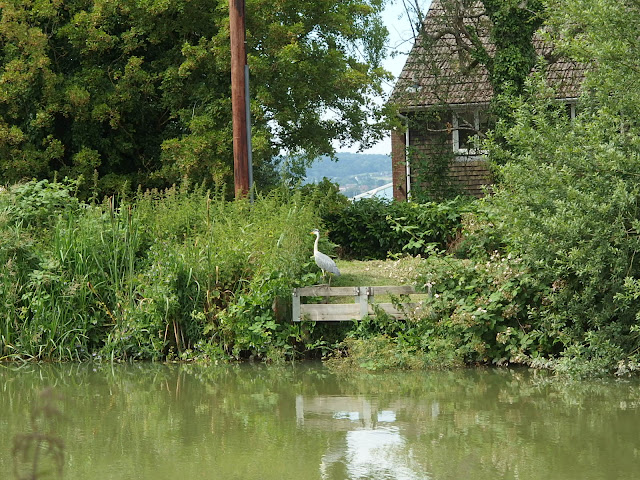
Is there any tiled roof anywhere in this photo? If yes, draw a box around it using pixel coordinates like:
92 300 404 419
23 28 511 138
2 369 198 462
391 0 585 108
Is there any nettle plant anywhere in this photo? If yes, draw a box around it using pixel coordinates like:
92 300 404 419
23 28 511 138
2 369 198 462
414 251 544 367
324 197 472 260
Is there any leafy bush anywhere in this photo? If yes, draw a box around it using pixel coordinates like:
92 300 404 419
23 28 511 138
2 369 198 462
298 178 350 220
324 197 392 259
415 253 547 367
1 179 83 230
325 197 473 259
326 250 546 372
484 76 640 375
0 182 324 362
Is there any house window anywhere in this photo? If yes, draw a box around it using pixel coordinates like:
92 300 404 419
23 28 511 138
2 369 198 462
565 102 576 120
452 110 489 156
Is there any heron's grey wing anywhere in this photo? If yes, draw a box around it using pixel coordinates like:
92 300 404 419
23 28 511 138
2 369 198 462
315 251 340 276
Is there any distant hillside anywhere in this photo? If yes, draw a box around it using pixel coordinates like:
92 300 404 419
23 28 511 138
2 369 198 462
304 152 392 198
304 152 391 183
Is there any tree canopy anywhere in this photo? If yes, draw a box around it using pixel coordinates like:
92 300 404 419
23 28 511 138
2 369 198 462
0 0 390 195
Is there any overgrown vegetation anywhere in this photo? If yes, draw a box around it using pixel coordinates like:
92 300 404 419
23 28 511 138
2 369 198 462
0 0 390 196
324 196 472 260
2 1 639 381
327 0 640 378
0 180 331 362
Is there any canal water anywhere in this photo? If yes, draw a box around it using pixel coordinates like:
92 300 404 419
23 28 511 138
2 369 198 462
1 362 639 480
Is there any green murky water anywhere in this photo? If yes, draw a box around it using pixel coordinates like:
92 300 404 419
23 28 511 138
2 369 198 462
1 363 639 479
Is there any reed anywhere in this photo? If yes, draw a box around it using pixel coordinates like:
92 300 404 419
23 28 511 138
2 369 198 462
0 181 322 362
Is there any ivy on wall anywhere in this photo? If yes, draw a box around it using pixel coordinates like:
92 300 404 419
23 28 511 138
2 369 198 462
483 0 545 97
394 1 548 198
406 110 461 202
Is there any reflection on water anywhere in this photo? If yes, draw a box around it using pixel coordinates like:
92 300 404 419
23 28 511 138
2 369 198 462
1 363 640 480
296 394 428 479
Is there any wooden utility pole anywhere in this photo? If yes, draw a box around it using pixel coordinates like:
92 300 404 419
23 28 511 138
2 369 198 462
229 0 249 198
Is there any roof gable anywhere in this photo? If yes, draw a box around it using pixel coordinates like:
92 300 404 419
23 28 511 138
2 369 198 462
391 0 584 109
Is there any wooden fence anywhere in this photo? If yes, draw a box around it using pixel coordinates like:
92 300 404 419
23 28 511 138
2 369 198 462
292 285 419 322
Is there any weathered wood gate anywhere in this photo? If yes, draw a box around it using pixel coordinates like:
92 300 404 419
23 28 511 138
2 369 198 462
292 285 418 322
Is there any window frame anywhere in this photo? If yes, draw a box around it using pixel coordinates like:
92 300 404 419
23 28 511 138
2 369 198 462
452 109 488 157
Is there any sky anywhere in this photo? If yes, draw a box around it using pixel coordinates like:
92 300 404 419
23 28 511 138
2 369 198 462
337 0 433 156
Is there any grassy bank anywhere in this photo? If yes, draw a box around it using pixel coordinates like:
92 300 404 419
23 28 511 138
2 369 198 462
0 179 467 364
0 180 333 362
4 179 637 378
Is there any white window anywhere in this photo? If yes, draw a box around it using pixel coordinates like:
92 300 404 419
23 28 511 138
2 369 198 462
452 109 489 156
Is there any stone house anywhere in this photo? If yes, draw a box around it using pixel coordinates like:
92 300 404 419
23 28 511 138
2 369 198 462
390 0 585 201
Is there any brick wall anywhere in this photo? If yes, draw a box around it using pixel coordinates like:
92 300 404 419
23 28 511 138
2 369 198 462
391 129 407 201
448 157 492 197
392 116 493 200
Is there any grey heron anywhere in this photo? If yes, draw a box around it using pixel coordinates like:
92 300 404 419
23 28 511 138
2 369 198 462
311 229 340 285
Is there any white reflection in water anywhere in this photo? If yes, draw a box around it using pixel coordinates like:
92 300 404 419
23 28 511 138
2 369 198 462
297 395 430 480
333 409 396 423
319 425 430 480
345 426 428 480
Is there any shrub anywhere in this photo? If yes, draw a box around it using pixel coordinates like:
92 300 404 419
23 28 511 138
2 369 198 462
0 182 324 362
415 252 548 367
485 78 640 375
298 178 350 220
1 179 83 230
325 248 548 372
325 197 473 260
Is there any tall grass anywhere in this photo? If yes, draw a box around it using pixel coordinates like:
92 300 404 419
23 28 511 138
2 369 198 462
0 181 322 362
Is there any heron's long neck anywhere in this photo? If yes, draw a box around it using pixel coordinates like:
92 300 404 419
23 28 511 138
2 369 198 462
313 233 320 254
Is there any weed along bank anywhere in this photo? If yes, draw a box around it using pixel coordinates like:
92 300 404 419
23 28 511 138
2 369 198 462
0 181 328 362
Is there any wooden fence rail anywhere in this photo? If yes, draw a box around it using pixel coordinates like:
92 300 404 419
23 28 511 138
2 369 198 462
292 285 419 322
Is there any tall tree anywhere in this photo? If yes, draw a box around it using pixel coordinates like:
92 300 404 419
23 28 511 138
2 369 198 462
0 0 390 195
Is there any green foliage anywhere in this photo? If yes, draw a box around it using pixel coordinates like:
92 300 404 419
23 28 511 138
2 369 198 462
297 178 350 221
483 0 545 99
444 200 505 260
328 248 545 372
0 180 324 362
325 197 472 259
333 0 640 377
0 0 391 196
475 0 640 376
325 197 391 259
1 179 83 229
486 81 640 374
416 253 546 367
327 334 424 371
475 0 546 151
403 110 463 202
